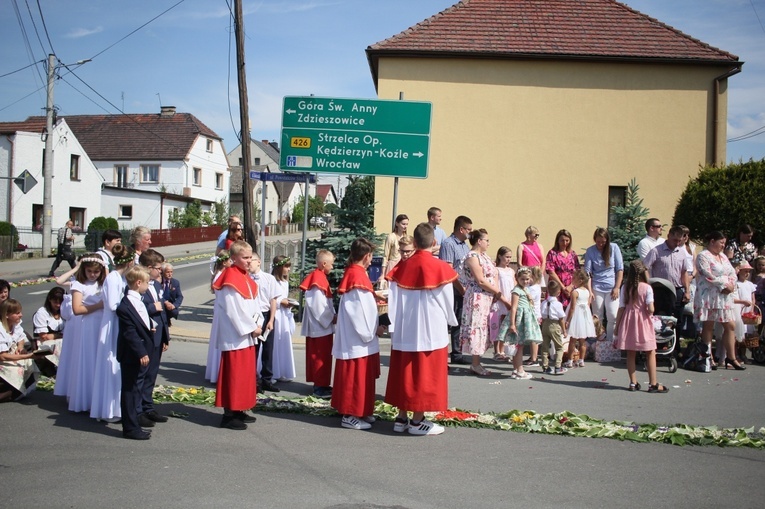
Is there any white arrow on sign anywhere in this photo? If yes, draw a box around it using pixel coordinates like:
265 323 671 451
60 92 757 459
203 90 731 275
413 152 424 158
285 109 296 114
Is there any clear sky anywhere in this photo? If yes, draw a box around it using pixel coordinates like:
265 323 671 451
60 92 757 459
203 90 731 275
2 0 763 164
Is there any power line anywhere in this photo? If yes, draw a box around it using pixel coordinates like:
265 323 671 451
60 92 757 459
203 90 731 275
728 125 765 142
35 0 56 55
23 0 50 55
0 60 43 79
750 0 765 36
86 0 188 62
225 0 240 143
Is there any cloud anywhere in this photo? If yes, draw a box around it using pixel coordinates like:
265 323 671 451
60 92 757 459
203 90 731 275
65 26 104 39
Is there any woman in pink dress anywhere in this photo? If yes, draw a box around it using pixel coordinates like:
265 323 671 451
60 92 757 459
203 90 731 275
545 229 580 308
613 260 668 393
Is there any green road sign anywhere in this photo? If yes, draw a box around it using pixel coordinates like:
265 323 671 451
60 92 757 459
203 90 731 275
280 96 431 178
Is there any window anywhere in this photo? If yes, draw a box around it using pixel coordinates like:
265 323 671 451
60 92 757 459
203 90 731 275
69 207 85 232
114 165 129 188
206 139 213 152
119 205 133 219
254 157 261 165
215 172 224 190
140 164 159 183
193 167 202 186
70 155 80 181
32 204 43 231
608 186 627 228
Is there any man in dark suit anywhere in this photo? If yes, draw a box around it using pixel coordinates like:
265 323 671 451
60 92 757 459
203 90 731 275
161 263 184 326
138 249 170 428
117 266 155 440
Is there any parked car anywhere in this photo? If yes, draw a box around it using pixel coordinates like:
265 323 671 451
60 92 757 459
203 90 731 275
310 217 326 227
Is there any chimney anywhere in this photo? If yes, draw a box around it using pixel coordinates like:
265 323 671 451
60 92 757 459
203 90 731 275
160 106 176 117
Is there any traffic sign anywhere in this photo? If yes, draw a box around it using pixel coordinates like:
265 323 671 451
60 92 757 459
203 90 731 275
249 171 316 183
14 170 37 194
280 96 431 178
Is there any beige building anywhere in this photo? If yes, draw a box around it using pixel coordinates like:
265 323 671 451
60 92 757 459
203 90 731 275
366 0 741 253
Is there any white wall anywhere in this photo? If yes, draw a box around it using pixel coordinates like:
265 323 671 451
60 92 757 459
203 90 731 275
5 121 103 232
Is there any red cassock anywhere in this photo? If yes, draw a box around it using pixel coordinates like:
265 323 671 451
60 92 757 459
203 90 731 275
384 250 458 412
300 269 334 386
330 264 380 416
213 265 259 411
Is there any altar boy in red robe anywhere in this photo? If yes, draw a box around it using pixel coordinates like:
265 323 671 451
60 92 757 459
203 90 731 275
212 240 262 430
299 249 336 399
384 223 458 436
331 238 384 430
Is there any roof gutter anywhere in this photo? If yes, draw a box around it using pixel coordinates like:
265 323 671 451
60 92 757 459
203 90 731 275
712 65 743 166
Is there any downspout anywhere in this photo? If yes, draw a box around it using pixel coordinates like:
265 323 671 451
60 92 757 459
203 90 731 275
160 193 165 230
712 65 743 166
5 135 14 223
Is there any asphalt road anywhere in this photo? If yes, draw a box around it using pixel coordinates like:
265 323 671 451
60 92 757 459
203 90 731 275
3 246 765 508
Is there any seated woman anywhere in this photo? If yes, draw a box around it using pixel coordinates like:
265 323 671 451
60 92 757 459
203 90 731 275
32 287 66 377
0 299 44 402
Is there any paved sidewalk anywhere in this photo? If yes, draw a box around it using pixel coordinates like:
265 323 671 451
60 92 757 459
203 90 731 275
0 230 320 282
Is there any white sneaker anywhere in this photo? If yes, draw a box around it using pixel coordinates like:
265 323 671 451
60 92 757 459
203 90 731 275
393 418 409 433
408 419 445 436
341 415 371 430
511 371 533 380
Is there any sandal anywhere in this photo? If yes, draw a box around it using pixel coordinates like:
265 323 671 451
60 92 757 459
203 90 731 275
628 382 641 392
470 364 492 377
493 353 507 361
647 384 669 394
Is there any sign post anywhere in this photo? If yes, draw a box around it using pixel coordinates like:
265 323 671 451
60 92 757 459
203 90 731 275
280 96 431 178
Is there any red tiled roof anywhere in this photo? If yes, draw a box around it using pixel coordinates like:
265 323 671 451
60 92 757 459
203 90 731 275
0 118 47 135
316 184 332 201
367 0 739 83
5 111 222 161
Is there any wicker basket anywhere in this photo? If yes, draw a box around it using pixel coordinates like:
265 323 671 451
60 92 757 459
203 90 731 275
743 335 760 349
742 305 761 326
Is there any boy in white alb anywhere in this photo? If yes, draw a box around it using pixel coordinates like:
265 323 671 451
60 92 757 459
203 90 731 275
331 238 383 431
541 280 568 375
299 250 336 399
212 241 262 430
384 223 458 436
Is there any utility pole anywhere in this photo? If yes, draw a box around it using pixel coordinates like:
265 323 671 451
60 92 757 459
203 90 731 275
234 0 256 246
42 53 55 258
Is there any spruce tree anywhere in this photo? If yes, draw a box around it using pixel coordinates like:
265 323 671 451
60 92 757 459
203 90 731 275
608 178 649 263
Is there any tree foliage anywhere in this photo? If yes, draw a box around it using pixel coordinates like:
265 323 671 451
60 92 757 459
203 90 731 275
303 176 380 295
0 221 19 247
291 196 325 225
673 158 765 244
608 178 650 263
168 200 205 228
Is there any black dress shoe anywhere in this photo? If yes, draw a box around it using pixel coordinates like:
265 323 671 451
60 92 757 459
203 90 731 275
123 430 151 440
260 380 280 393
450 356 470 365
145 411 169 423
137 414 156 427
220 416 247 430
235 411 257 423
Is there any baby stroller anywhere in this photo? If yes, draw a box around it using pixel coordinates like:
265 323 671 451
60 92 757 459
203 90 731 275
645 278 679 373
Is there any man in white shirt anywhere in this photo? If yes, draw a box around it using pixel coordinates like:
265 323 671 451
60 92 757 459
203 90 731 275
636 218 665 263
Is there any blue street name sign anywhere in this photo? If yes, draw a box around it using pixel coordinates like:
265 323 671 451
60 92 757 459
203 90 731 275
249 171 316 183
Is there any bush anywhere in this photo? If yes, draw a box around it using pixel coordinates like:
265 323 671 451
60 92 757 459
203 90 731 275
608 178 650 263
0 221 19 247
85 216 120 251
673 158 765 244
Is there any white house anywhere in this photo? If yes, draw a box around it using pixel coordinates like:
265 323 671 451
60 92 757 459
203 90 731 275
63 106 230 229
0 117 103 248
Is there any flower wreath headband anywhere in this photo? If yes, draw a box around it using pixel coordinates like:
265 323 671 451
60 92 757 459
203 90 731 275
273 256 291 267
516 266 532 276
113 250 135 266
79 256 108 268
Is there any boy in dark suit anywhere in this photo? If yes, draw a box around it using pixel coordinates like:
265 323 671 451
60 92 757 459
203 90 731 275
161 263 183 326
117 266 155 440
137 249 170 428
